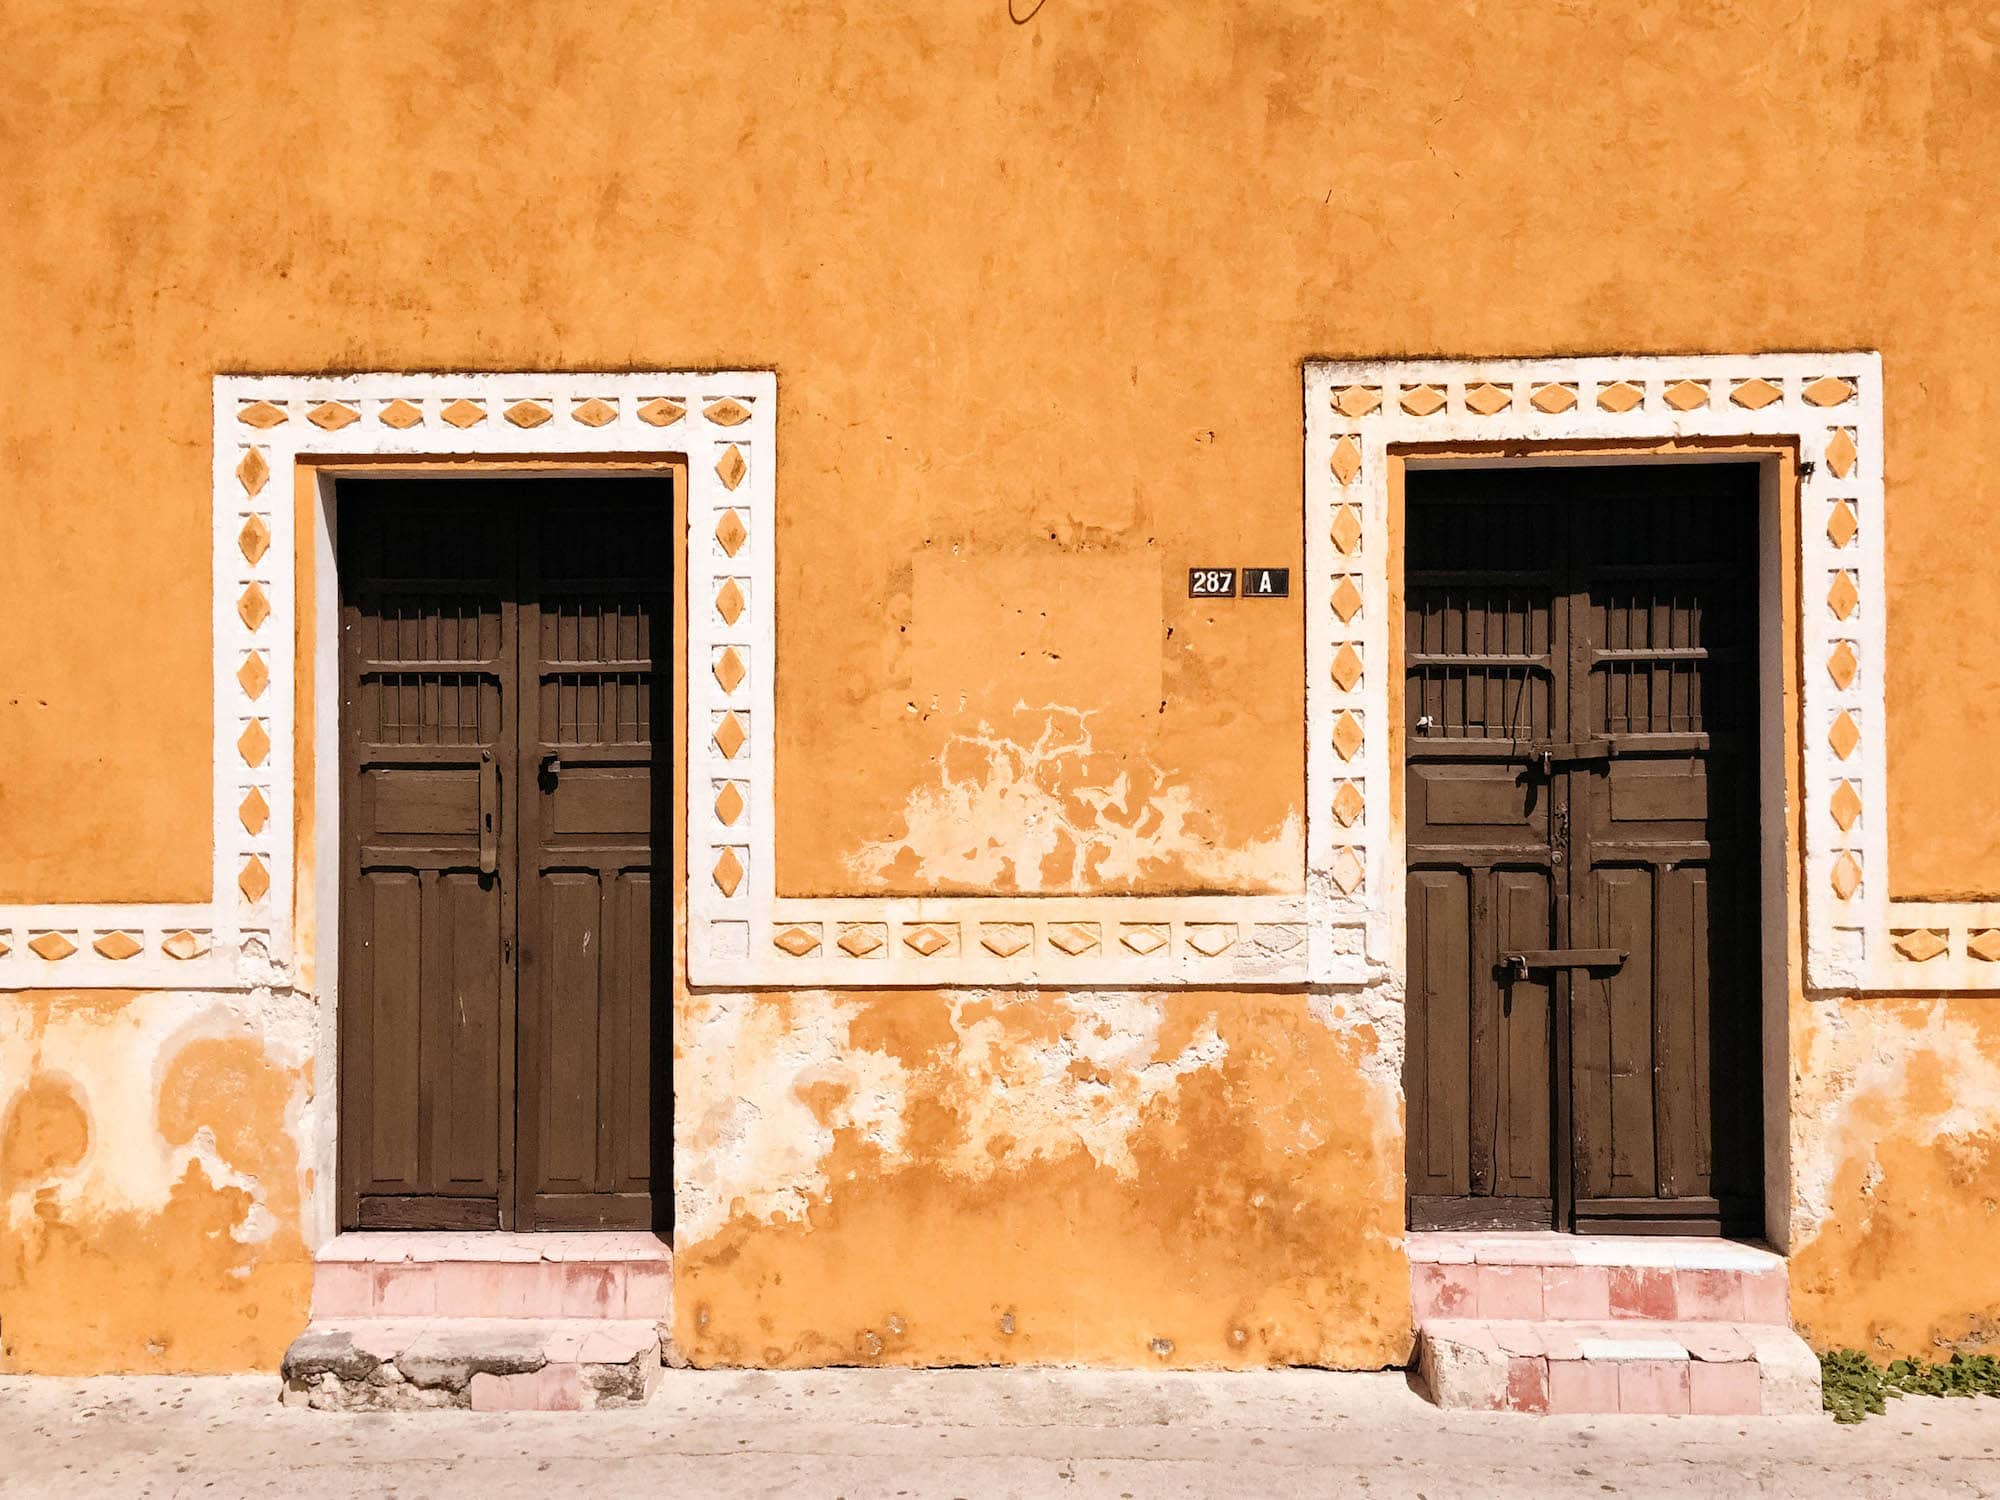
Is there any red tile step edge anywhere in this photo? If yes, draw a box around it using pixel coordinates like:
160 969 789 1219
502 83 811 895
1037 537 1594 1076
1419 1319 1822 1416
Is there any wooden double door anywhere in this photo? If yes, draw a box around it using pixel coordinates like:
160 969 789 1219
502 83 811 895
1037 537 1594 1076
337 478 670 1231
1403 462 1763 1235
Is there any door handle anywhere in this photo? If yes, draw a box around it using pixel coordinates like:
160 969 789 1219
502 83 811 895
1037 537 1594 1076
1498 949 1627 981
478 750 498 877
540 751 561 786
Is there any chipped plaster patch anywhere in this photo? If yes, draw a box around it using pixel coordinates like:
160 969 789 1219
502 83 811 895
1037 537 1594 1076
843 707 1301 894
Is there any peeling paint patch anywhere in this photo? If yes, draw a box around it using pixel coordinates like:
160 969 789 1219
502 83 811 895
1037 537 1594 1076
674 988 1407 1369
1790 998 2000 1359
842 707 1302 894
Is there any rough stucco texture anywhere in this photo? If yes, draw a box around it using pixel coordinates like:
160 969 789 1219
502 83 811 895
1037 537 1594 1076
2 0 1999 898
0 992 312 1372
1790 997 2000 1360
672 988 1409 1368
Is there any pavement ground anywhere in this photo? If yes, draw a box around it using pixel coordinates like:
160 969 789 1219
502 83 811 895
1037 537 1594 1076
6 1367 2000 1499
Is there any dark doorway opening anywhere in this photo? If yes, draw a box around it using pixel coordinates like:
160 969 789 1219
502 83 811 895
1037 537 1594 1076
335 477 673 1232
1402 462 1764 1236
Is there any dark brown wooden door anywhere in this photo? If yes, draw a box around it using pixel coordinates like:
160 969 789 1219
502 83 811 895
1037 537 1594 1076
1404 463 1762 1236
338 478 670 1232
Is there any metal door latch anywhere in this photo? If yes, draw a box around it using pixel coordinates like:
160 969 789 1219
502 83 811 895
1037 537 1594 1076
1498 948 1628 981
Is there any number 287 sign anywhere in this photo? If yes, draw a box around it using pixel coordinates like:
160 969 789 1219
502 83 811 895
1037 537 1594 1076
1188 567 1289 599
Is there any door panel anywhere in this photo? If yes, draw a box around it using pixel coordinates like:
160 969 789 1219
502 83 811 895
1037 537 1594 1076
1404 463 1763 1235
339 491 514 1230
339 478 669 1233
515 491 668 1229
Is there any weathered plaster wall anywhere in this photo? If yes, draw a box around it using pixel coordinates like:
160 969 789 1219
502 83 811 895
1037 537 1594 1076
3 0 1999 898
672 987 1408 1368
0 990 313 1372
1790 996 2000 1359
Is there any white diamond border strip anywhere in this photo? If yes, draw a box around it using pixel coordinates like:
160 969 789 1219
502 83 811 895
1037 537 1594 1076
1303 351 1985 994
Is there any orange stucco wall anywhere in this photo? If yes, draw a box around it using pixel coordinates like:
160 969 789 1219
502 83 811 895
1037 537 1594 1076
3 0 1999 898
3 1 2000 1374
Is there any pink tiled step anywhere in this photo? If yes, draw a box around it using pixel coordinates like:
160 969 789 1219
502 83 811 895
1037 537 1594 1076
311 1232 671 1320
1410 1232 1789 1324
1419 1319 1821 1415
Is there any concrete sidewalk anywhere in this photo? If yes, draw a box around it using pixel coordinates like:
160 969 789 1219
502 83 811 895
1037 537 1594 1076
6 1367 1998 1498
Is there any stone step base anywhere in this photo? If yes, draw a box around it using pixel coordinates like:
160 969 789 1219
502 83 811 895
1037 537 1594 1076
311 1232 670 1321
1410 1233 1788 1323
1419 1319 1821 1415
281 1318 662 1412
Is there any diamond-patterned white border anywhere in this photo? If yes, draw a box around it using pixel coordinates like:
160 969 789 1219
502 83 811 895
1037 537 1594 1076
1 358 1985 991
1305 351 1994 993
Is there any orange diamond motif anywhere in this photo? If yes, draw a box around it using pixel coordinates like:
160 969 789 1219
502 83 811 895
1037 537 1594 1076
237 447 270 497
238 719 271 767
1333 711 1364 761
93 931 142 961
1829 710 1861 760
715 510 748 557
1333 385 1381 419
774 925 821 957
716 444 748 491
713 782 745 825
1968 930 2000 963
237 651 269 700
1331 577 1363 622
1331 504 1362 556
1826 428 1857 479
1120 926 1167 955
1827 641 1858 690
237 583 270 631
1530 383 1577 414
714 647 746 694
713 712 747 759
716 579 746 625
904 925 951 957
572 397 618 427
28 931 77 962
1892 929 1947 963
1185 924 1237 957
1827 501 1858 548
441 398 486 429
638 397 685 427
239 786 270 835
381 399 424 429
1803 376 1856 407
1332 846 1365 895
505 399 552 429
1049 923 1099 956
1332 781 1365 827
1330 434 1362 487
839 925 885 958
162 929 209 961
704 397 753 426
239 856 271 904
1597 381 1644 413
308 401 359 431
1829 852 1862 900
1730 377 1783 410
1828 571 1859 620
1400 384 1445 416
1829 779 1862 832
1663 379 1708 411
237 400 287 429
1331 642 1364 692
238 515 271 564
712 848 745 897
980 924 1031 957
1465 382 1511 415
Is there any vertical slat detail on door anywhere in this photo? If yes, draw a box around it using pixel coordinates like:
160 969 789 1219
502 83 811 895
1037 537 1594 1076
367 871 422 1187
